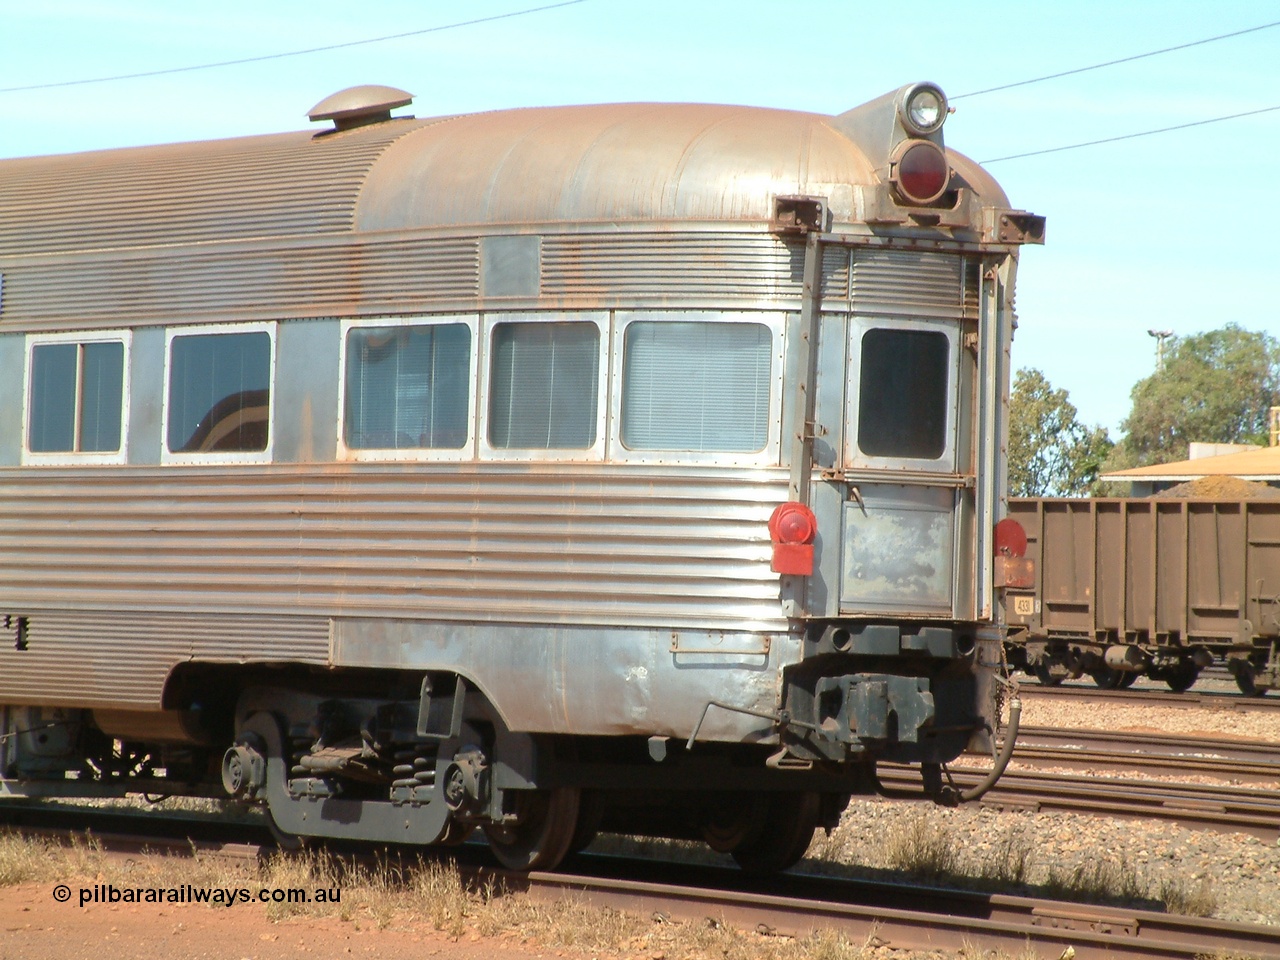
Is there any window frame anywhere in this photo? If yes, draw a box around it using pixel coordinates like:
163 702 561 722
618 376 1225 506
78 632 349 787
478 312 609 463
336 315 480 462
22 329 132 466
844 315 959 473
160 321 277 465
608 311 785 466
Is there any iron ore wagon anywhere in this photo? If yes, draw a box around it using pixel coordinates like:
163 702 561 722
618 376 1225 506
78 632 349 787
1006 496 1280 695
0 83 1042 871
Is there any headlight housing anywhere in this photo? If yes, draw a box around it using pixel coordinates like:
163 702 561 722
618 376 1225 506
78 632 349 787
899 83 948 136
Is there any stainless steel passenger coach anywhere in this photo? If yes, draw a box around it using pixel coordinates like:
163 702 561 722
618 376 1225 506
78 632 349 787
0 83 1043 871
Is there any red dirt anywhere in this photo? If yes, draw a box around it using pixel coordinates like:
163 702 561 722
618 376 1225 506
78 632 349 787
0 881 587 960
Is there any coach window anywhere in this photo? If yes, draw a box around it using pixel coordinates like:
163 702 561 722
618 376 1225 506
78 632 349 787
164 325 274 461
341 319 474 455
856 327 950 460
620 319 774 454
486 318 602 453
24 334 128 462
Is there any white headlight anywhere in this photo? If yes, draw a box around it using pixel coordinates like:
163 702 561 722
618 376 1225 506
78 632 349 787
901 84 947 135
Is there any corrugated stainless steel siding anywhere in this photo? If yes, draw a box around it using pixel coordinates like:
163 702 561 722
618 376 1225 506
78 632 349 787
0 123 426 257
0 237 480 332
540 234 803 301
843 249 965 317
0 612 330 707
0 464 790 631
1 231 984 333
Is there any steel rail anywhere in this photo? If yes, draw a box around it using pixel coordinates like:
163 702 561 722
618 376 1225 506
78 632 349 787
517 857 1280 960
1020 683 1280 712
878 766 1280 840
1008 732 1280 783
1015 725 1280 765
4 802 1278 959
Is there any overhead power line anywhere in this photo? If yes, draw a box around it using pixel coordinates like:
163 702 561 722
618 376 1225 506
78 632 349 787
0 0 587 95
982 102 1280 163
953 19 1280 100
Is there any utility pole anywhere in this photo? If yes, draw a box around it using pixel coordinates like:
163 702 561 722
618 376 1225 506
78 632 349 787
1147 329 1174 372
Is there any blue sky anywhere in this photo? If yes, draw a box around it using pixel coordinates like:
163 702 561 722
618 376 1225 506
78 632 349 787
2 1 1277 437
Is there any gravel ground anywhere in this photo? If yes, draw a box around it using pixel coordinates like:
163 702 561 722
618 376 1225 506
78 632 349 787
805 677 1280 928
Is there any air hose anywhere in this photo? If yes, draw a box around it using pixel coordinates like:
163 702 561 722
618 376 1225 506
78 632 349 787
870 696 1022 806
947 695 1021 804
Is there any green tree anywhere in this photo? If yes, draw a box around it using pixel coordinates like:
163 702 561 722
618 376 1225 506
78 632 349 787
1008 368 1113 497
1110 324 1280 468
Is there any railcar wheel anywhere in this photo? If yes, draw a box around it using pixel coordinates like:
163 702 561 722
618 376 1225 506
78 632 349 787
483 787 580 871
567 789 604 855
1163 663 1199 693
435 818 476 846
1234 665 1267 697
1032 664 1064 687
703 795 769 854
1089 667 1125 690
729 791 819 876
265 810 308 851
1118 670 1139 689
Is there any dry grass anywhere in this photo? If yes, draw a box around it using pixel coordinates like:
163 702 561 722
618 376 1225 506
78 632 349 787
1042 855 1146 904
879 808 961 879
809 806 1209 915
0 830 888 960
1156 875 1218 918
0 831 107 885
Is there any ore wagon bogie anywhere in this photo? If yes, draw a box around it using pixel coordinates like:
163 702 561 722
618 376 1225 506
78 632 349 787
0 83 1041 870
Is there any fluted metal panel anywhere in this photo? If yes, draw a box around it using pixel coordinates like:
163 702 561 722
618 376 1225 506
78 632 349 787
540 234 804 302
0 612 329 707
0 124 421 257
0 464 790 632
0 237 480 332
819 246 853 303
963 258 982 320
849 249 964 317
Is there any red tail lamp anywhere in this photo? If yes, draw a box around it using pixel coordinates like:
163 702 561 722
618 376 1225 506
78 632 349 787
769 502 817 576
993 517 1034 589
890 140 950 205
993 517 1028 558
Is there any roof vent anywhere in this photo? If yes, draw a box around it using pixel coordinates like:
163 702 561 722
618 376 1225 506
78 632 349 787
307 84 413 132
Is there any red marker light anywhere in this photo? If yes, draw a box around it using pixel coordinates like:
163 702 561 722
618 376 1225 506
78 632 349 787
770 502 816 544
993 517 1035 589
993 517 1028 558
769 502 817 576
892 141 950 205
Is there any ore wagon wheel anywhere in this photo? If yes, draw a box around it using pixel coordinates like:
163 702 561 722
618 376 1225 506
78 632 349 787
1234 664 1268 697
1089 666 1126 690
1032 663 1064 687
483 787 581 871
1163 662 1199 693
729 791 819 876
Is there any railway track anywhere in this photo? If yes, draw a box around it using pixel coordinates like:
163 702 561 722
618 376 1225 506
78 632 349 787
2 803 1277 960
879 766 1280 840
1021 682 1280 712
1014 725 1280 781
883 723 1280 837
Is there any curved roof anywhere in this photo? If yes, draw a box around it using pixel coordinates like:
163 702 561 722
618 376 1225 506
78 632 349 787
355 102 883 231
0 99 1008 258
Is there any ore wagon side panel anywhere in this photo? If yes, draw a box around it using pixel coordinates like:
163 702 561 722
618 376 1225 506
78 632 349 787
1011 496 1280 649
1247 502 1280 637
